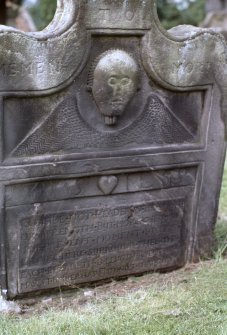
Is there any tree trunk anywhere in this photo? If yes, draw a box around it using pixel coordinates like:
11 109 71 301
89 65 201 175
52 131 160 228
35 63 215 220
0 0 7 25
224 0 227 10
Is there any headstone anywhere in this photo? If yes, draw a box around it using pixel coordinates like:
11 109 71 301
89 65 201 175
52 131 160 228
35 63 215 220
202 0 227 39
205 0 225 12
0 0 227 299
205 0 227 13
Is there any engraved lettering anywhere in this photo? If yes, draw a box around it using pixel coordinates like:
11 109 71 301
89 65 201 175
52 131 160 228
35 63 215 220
15 195 187 294
125 10 135 21
9 63 18 76
185 62 194 73
36 62 44 75
173 62 181 70
23 63 33 75
0 63 7 75
85 1 151 29
98 8 110 21
0 61 64 78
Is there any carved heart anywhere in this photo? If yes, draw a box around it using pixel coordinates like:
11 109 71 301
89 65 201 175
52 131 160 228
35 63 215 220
98 176 118 195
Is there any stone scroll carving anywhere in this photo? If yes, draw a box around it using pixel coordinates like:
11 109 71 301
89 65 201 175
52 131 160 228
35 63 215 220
0 2 224 94
142 24 227 137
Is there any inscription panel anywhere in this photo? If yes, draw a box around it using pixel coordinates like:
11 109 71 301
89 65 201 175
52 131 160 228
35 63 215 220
5 187 192 295
85 0 152 30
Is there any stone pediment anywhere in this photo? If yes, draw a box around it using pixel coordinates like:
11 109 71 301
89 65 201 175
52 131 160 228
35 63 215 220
0 0 227 134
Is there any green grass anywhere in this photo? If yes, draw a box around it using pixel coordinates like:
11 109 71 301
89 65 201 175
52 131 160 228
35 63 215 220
218 161 227 217
0 164 227 335
215 160 227 259
1 259 227 335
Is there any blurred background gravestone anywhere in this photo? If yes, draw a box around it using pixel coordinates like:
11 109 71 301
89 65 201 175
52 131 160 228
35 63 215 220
202 0 227 39
205 0 227 12
0 0 36 31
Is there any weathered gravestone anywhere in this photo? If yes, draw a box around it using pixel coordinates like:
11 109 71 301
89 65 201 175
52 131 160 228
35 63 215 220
0 0 227 299
202 0 227 40
206 0 227 12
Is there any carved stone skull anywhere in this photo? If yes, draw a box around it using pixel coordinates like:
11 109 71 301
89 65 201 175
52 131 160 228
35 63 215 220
92 49 139 126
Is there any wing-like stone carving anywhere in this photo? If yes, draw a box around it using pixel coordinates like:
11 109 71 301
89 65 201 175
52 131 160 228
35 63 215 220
142 1 227 137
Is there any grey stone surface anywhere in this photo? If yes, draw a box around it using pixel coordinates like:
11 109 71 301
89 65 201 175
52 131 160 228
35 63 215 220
205 0 227 13
0 296 21 314
0 0 227 298
201 4 227 41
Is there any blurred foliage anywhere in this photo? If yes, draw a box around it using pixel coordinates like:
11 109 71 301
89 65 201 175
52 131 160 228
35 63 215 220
29 0 205 31
157 0 205 29
29 0 56 30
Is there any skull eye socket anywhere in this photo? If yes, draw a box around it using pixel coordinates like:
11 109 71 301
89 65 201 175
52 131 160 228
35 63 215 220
121 78 130 86
108 77 117 86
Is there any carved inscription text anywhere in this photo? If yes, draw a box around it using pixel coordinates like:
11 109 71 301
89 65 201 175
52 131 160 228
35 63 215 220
17 198 186 292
